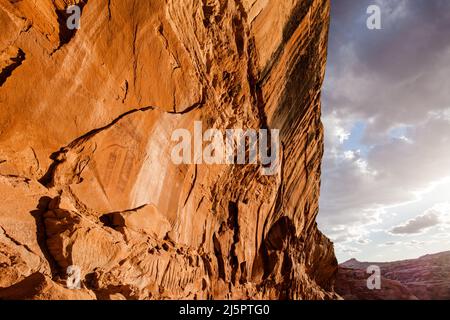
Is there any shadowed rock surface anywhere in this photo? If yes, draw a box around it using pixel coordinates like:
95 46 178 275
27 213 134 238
0 0 338 299
336 251 450 300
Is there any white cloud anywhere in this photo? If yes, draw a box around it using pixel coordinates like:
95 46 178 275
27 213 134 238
389 211 441 235
318 0 450 261
343 150 356 160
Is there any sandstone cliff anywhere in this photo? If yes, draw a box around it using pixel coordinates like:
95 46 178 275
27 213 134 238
336 251 450 300
0 0 337 299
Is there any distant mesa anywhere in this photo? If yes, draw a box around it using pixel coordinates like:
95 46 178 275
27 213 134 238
336 251 450 300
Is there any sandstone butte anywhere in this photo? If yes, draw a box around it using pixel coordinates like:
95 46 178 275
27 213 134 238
0 0 339 300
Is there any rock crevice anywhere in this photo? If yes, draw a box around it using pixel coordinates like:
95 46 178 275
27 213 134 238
0 0 338 300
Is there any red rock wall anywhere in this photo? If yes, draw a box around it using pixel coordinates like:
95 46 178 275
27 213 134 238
0 0 337 299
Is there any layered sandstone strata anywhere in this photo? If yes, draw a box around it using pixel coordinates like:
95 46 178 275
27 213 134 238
0 0 337 299
336 251 450 300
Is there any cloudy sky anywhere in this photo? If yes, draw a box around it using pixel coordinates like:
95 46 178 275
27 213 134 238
317 0 450 262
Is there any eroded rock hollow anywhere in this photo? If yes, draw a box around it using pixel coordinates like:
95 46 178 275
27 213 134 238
0 0 337 299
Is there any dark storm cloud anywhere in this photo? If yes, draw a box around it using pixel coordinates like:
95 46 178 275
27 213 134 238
324 0 450 133
329 0 450 78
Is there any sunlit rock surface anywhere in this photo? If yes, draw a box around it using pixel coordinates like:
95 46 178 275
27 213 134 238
0 0 338 299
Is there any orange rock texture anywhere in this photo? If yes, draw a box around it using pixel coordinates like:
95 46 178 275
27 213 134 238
0 0 338 299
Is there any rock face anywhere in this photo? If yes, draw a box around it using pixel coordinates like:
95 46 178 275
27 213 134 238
0 0 337 299
336 251 450 300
